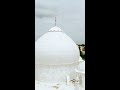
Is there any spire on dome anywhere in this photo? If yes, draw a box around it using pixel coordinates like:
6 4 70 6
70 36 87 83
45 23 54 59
55 17 56 26
48 17 62 32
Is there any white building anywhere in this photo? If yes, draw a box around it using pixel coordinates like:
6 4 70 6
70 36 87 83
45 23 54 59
35 26 85 90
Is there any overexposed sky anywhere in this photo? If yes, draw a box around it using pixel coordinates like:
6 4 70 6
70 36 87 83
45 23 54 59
35 0 85 44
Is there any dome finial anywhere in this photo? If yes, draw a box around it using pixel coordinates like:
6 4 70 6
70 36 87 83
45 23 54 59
55 16 56 26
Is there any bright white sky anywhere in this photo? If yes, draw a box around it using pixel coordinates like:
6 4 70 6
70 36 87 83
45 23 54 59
35 0 85 44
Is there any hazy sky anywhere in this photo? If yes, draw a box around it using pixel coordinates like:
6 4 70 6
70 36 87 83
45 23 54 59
35 0 85 44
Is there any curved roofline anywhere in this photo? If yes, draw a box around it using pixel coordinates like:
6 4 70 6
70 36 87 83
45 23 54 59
48 26 62 32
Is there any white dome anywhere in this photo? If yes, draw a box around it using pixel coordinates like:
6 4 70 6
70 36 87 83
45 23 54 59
35 26 80 65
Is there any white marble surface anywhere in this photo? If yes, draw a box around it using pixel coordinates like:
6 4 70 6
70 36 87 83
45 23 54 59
35 60 85 90
35 80 85 90
35 80 73 90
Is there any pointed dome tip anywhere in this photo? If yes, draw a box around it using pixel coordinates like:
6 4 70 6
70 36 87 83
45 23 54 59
48 26 62 32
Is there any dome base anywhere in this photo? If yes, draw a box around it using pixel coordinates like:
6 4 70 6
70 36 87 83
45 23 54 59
35 63 79 83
